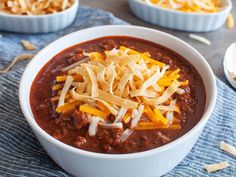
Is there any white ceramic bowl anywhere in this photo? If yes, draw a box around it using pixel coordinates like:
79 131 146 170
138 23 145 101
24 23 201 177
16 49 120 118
128 0 232 32
0 0 79 33
19 25 217 177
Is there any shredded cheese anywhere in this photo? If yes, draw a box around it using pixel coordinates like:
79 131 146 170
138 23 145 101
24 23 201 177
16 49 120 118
227 13 234 29
79 105 108 119
154 108 168 125
52 46 189 138
189 34 211 46
135 122 181 130
143 81 180 106
220 141 236 157
204 161 230 173
122 113 131 124
120 129 134 142
88 116 100 136
98 89 138 109
57 76 74 107
0 54 34 74
114 107 128 123
71 88 118 115
62 57 89 72
21 40 37 50
85 65 99 97
141 0 222 13
130 104 145 129
99 122 123 129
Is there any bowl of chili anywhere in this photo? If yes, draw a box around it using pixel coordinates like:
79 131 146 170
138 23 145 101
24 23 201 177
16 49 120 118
19 25 217 177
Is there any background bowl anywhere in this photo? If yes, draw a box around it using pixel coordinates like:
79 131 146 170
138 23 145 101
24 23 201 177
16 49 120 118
0 0 79 33
19 25 217 177
128 0 232 32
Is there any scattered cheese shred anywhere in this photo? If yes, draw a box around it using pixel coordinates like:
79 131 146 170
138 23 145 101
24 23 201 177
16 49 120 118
220 141 236 157
21 40 37 50
0 54 34 74
227 13 234 29
204 161 230 173
189 34 211 46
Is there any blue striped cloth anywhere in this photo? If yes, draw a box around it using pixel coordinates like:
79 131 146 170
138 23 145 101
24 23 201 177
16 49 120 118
0 6 235 177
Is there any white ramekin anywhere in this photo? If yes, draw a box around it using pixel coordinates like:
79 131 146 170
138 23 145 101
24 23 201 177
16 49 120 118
0 0 79 33
128 0 232 32
19 25 217 177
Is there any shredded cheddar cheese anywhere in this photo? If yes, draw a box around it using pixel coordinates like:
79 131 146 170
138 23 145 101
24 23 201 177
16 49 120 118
80 105 108 119
135 122 182 130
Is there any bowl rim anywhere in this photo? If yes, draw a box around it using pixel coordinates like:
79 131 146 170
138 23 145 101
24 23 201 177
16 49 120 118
0 0 79 18
19 25 217 160
130 0 232 16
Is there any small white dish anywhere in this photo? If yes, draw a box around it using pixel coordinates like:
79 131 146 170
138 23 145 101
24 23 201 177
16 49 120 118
128 0 232 32
223 42 236 89
19 25 217 177
0 0 79 33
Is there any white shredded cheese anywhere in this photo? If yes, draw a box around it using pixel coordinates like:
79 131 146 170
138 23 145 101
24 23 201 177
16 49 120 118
189 34 211 46
88 116 100 136
166 100 176 123
220 141 236 156
120 129 134 142
99 122 123 129
176 88 185 95
141 66 161 91
204 161 230 173
130 104 144 129
58 76 74 107
143 81 180 106
114 107 128 123
62 57 89 72
85 65 99 97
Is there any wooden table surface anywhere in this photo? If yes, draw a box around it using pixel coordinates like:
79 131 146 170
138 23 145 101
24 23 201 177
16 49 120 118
81 0 236 84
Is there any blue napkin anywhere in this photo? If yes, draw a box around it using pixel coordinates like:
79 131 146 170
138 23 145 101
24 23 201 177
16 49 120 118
0 6 235 177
